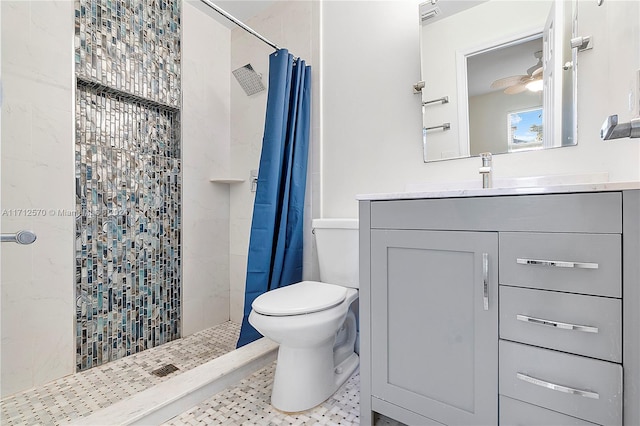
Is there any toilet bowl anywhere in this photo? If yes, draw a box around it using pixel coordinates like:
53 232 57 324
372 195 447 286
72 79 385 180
248 219 359 413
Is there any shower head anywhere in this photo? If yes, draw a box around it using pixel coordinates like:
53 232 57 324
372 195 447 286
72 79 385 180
232 63 266 96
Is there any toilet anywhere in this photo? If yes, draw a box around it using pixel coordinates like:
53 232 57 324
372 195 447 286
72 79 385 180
248 218 359 413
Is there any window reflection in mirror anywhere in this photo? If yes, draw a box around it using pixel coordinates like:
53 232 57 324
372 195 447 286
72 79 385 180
507 107 543 152
467 36 544 156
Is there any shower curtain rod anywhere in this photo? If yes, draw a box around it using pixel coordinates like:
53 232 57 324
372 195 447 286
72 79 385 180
199 0 281 51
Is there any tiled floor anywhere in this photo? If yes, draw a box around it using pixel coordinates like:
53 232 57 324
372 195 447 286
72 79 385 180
163 362 402 426
0 321 240 425
164 361 360 426
1 320 403 425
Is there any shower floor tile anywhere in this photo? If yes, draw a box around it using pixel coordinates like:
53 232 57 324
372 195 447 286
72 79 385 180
0 321 240 426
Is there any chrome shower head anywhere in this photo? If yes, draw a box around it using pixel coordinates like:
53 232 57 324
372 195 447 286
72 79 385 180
232 63 266 96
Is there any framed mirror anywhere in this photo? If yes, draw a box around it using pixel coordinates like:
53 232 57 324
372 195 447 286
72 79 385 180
419 0 577 162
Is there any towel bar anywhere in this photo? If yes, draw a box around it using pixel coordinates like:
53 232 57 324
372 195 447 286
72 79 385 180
1 230 37 245
424 123 451 132
422 96 449 106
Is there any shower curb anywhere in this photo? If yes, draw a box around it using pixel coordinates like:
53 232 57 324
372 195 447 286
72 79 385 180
69 338 279 425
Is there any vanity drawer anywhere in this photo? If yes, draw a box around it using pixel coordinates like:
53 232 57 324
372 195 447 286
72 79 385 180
499 232 621 297
499 340 622 426
500 286 621 362
499 395 599 426
369 192 621 233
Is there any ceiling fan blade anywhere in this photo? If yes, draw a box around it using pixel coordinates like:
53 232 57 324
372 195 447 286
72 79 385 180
504 84 528 94
490 75 528 89
527 50 544 76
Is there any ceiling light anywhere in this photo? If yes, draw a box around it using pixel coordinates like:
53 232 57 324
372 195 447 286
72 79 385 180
526 78 543 92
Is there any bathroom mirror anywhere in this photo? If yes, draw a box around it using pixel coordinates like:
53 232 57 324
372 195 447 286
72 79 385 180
419 0 577 161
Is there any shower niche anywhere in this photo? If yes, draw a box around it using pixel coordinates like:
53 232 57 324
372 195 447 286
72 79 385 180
74 0 182 371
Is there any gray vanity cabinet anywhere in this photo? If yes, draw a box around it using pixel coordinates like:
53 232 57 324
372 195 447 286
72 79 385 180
370 230 498 425
359 190 640 426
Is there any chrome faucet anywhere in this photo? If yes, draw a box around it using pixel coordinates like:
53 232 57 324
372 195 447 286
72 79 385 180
479 152 492 188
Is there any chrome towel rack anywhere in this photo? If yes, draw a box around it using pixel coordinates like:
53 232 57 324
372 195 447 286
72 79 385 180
422 123 451 163
424 123 451 132
422 96 449 106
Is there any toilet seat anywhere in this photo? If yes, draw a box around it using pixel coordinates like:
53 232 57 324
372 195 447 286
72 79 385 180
252 281 347 316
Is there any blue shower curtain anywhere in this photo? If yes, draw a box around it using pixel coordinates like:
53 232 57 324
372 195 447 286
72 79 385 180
237 49 312 348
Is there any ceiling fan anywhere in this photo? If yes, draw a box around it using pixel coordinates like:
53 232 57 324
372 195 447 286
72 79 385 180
490 50 543 94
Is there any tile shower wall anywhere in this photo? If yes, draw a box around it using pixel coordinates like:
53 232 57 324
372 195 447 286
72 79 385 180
181 1 232 336
74 0 182 371
1 0 76 397
74 0 181 107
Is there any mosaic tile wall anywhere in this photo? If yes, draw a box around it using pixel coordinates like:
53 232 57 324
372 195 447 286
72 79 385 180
75 0 181 107
74 0 182 372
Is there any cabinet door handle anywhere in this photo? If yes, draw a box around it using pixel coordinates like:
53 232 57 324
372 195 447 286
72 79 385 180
516 373 599 399
482 253 489 311
516 314 599 333
516 258 599 269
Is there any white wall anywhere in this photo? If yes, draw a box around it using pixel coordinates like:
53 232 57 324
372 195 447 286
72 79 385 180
321 0 424 217
1 0 76 397
229 1 320 323
181 1 232 336
321 0 640 218
228 24 270 324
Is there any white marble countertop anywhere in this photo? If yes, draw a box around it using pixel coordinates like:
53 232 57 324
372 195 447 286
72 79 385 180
357 181 640 201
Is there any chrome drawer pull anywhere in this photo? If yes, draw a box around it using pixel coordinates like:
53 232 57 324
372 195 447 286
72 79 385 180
516 373 600 399
516 258 599 269
516 314 599 333
482 253 489 311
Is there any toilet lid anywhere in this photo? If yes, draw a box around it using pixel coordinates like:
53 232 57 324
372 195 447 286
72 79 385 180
252 281 347 316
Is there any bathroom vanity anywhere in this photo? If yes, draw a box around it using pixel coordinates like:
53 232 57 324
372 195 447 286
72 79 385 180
358 183 640 426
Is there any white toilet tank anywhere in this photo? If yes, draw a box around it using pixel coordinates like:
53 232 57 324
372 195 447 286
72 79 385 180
312 218 359 289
